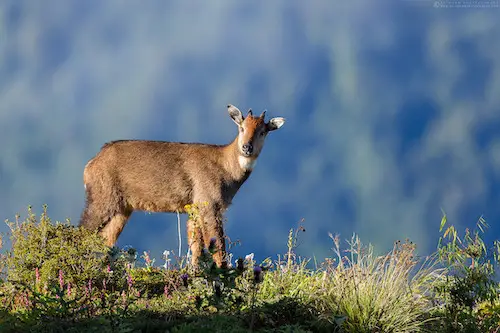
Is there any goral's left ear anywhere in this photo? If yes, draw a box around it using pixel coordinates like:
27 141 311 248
267 117 285 131
228 104 244 125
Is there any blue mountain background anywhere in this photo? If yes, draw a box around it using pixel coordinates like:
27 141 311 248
1 1 499 265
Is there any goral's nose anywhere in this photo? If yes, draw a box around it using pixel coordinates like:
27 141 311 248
242 143 253 155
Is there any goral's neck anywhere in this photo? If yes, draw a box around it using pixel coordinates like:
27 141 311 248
222 137 256 181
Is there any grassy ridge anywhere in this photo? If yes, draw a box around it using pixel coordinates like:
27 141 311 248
0 206 499 332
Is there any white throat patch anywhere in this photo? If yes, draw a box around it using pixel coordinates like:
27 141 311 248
238 156 257 171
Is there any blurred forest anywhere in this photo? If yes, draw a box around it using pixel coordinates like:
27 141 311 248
0 1 499 262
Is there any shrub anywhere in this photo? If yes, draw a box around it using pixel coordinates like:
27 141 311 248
429 215 500 333
4 205 113 290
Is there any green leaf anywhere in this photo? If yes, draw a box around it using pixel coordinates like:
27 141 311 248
439 211 447 232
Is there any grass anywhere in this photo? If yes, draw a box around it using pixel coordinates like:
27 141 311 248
0 205 499 332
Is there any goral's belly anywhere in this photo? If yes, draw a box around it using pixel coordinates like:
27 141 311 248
129 195 191 213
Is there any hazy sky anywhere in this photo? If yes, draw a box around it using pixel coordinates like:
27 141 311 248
1 1 499 264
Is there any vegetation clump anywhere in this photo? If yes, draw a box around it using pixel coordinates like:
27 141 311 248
0 206 498 332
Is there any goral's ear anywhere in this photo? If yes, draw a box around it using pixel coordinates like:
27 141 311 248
267 117 285 131
228 104 244 125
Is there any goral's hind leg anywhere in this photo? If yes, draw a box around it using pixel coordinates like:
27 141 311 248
99 212 131 247
79 180 126 233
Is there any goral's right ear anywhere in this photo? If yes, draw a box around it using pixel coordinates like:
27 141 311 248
228 104 244 125
267 117 285 131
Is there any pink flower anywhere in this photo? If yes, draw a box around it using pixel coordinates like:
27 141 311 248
127 272 133 289
58 270 64 290
143 251 151 265
23 292 31 308
122 291 127 307
164 285 169 297
85 279 92 297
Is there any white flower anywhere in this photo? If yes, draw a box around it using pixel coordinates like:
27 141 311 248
245 253 254 262
163 250 171 270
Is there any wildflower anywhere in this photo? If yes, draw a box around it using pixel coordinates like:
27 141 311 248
106 265 113 274
87 279 92 295
35 267 40 284
84 284 90 298
127 272 133 289
253 265 263 283
121 291 127 307
329 232 340 249
209 237 217 253
236 258 244 272
143 251 151 266
180 273 189 287
67 282 72 297
163 250 171 270
58 270 64 290
245 253 254 262
23 292 31 308
164 285 170 297
102 278 107 291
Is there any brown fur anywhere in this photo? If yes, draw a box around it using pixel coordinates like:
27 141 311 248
79 105 285 267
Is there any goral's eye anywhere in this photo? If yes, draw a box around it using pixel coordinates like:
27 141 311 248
239 127 244 133
260 131 265 137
